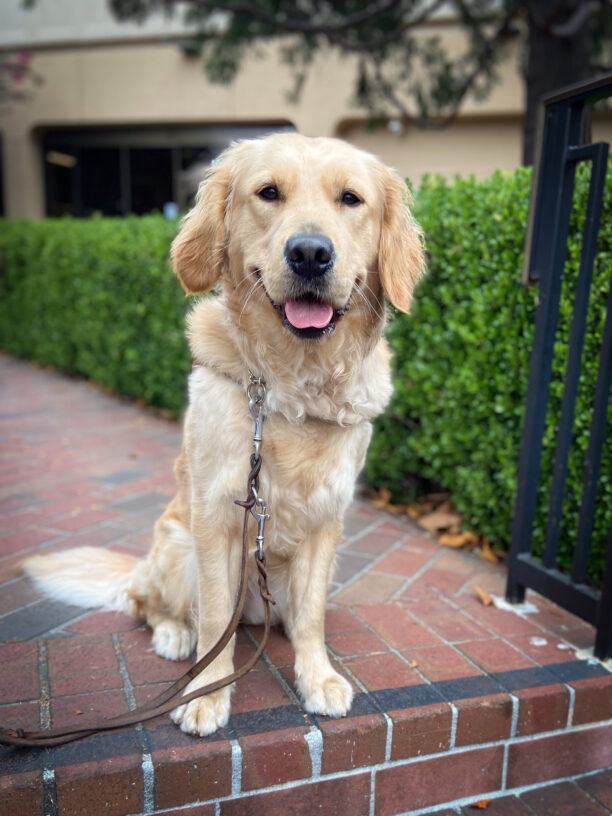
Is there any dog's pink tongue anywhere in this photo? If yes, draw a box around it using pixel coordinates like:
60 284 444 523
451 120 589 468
285 299 333 329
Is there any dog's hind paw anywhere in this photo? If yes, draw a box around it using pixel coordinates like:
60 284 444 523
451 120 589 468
171 687 232 736
301 672 354 718
152 619 196 661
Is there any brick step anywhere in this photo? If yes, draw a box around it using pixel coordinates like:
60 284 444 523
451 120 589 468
2 618 612 816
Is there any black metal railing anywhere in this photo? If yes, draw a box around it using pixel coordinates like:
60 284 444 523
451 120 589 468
506 74 612 660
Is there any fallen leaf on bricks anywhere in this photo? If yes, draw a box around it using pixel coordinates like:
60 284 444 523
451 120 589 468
470 800 491 810
418 510 462 533
410 660 419 668
371 487 408 514
474 585 493 606
479 539 499 562
371 487 393 509
439 533 467 548
439 531 479 549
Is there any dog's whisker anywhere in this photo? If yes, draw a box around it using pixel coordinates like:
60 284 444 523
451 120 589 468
238 277 265 326
353 282 379 319
353 283 372 311
236 273 258 294
356 279 385 316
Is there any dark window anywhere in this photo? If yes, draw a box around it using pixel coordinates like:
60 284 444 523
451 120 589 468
129 148 173 215
81 147 122 216
43 124 294 217
44 149 77 216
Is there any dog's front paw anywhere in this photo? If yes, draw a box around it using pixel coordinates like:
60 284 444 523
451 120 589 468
152 619 196 661
170 686 232 736
300 671 353 718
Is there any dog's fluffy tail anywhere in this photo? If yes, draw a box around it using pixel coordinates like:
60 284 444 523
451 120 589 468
22 546 138 614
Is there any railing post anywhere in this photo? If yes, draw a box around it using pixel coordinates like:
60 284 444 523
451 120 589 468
505 74 612 659
506 100 583 603
595 522 612 659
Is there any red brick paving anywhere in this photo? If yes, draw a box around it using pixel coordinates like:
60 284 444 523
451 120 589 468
520 779 610 816
1 352 612 816
239 727 312 790
318 712 387 773
577 768 612 812
375 745 505 814
401 643 478 682
454 693 513 746
514 684 570 736
344 651 424 691
389 701 453 760
571 675 612 725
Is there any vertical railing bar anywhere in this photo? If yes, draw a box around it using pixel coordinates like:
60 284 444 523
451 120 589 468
542 143 609 571
506 104 581 602
572 260 612 584
594 520 612 659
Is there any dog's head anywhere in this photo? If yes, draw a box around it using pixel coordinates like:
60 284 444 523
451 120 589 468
171 133 424 342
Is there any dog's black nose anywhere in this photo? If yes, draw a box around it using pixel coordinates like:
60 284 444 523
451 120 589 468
285 234 334 279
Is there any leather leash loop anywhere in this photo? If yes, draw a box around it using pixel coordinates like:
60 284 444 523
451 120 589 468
256 552 276 605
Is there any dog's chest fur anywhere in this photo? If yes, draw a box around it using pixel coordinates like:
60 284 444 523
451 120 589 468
185 362 372 561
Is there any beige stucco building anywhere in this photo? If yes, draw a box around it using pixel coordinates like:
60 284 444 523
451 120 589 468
1 0 610 218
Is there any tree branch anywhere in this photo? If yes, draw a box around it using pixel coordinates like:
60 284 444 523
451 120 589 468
368 9 520 128
551 0 600 38
189 0 455 58
181 0 408 34
324 0 450 53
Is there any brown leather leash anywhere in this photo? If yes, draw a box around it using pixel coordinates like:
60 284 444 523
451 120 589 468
0 373 274 749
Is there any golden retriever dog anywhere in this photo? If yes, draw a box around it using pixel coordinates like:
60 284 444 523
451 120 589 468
23 133 425 736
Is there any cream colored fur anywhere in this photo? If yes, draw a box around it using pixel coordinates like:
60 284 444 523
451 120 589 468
23 133 425 736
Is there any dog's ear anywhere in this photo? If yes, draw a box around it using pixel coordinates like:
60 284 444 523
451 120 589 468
171 157 232 294
377 167 426 314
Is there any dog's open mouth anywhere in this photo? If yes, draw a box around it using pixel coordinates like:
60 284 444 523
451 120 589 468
280 295 350 339
281 297 337 339
255 273 350 339
285 298 333 330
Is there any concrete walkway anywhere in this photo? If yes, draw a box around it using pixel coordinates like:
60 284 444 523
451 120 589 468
1 352 611 816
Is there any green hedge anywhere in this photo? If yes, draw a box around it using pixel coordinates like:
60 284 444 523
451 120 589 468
365 166 612 585
1 167 610 583
0 215 192 416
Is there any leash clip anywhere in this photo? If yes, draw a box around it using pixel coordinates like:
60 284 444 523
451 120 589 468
247 370 266 462
249 489 270 560
249 398 264 461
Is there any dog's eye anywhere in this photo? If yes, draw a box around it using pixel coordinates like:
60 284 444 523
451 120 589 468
340 191 362 207
258 186 280 201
